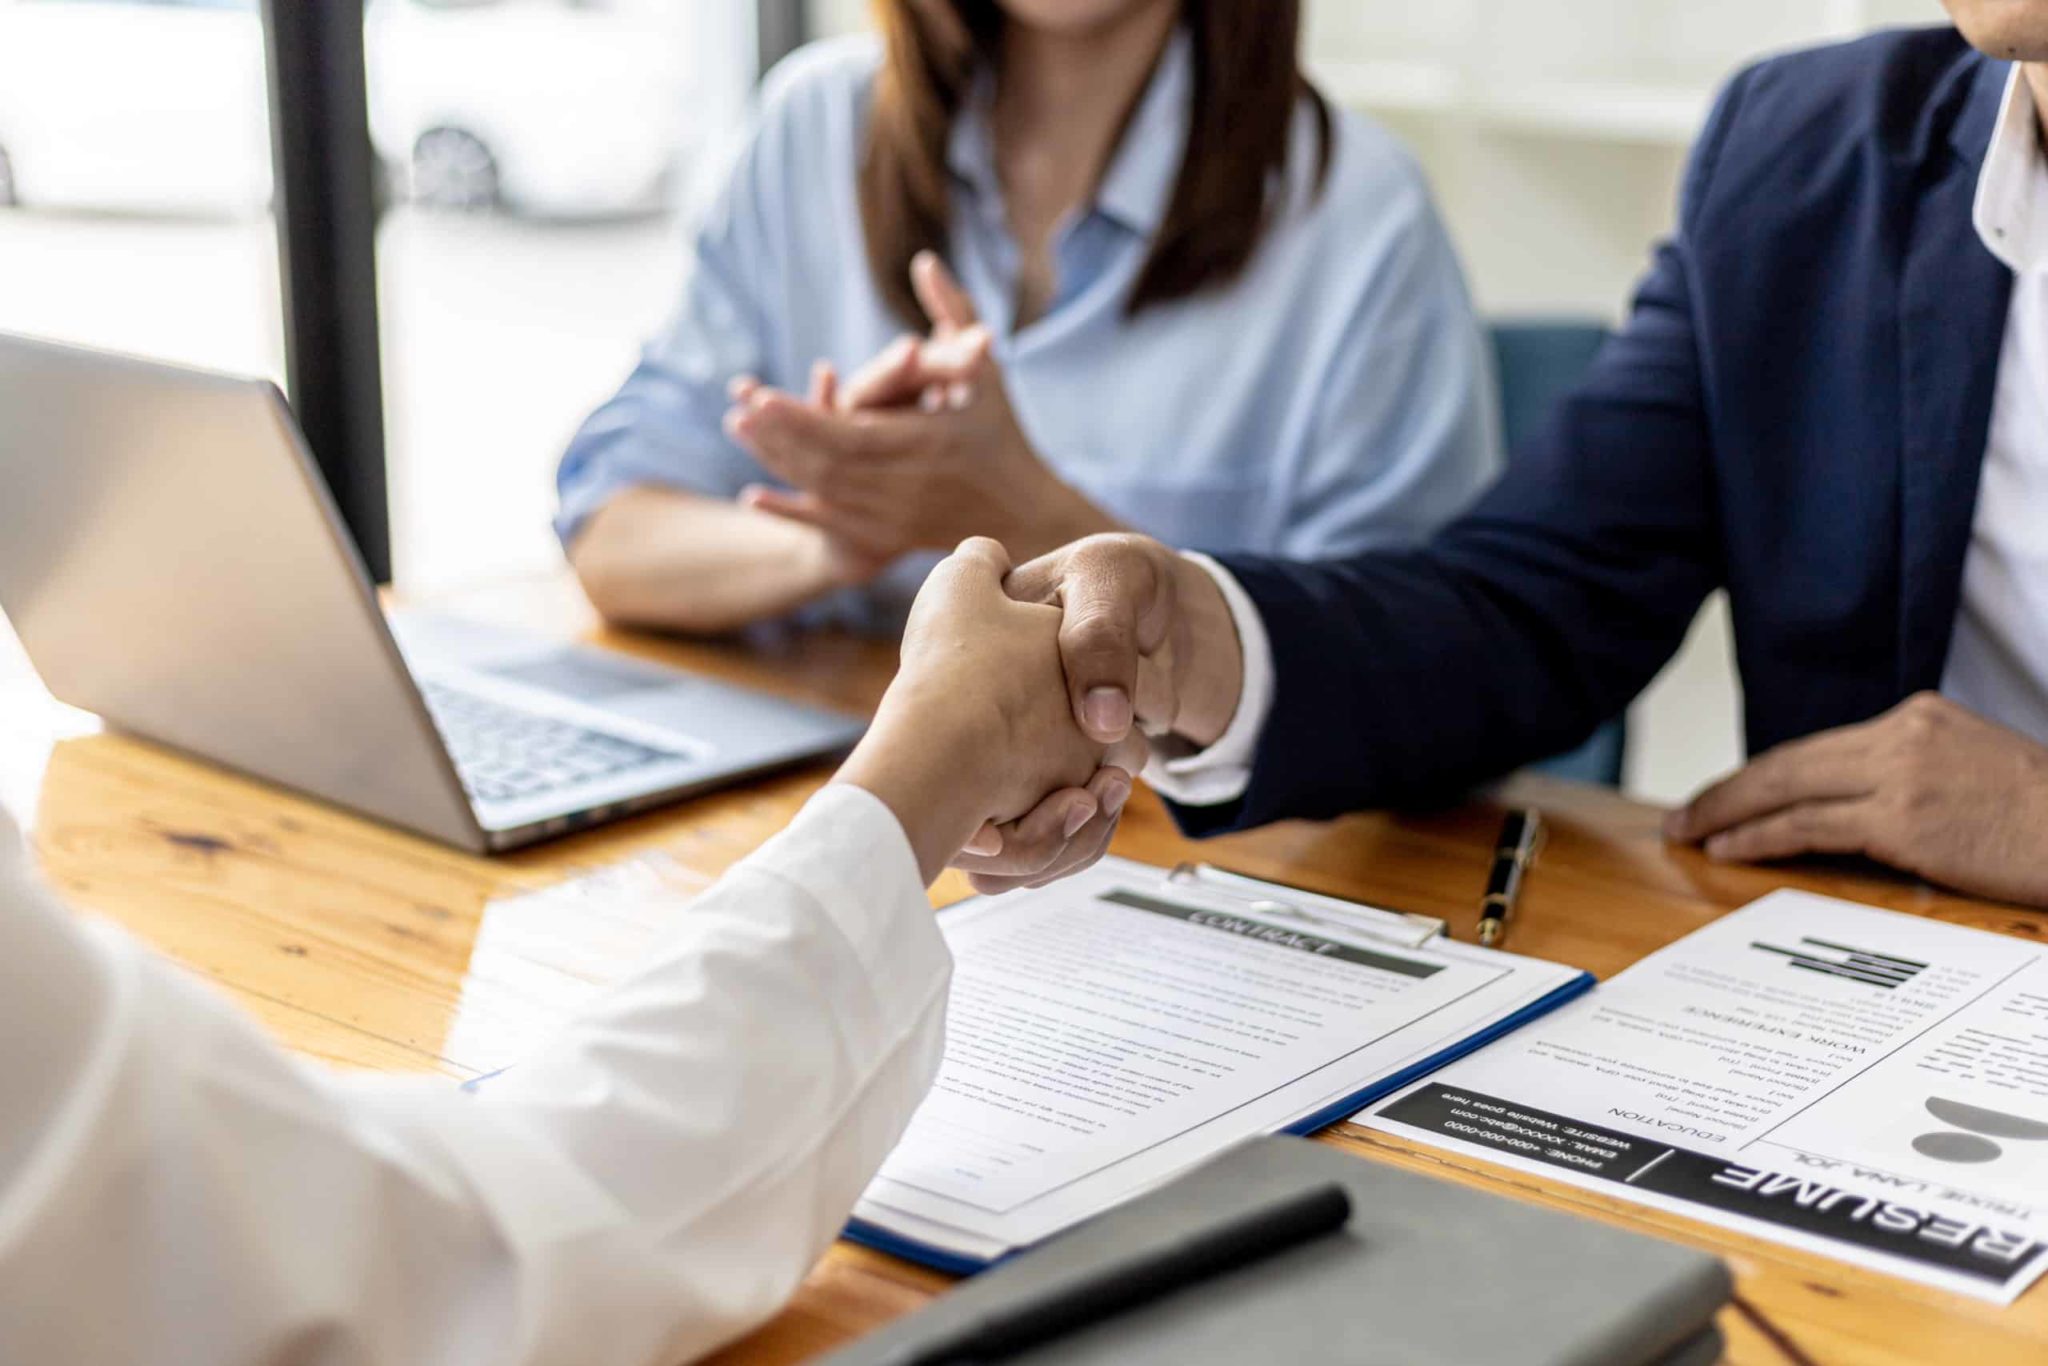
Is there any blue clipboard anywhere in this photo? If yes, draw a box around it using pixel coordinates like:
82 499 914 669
844 968 1597 1275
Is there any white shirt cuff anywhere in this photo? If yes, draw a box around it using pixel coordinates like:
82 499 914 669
1141 553 1276 808
736 783 947 1019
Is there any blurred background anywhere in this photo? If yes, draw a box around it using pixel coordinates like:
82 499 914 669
0 0 1947 803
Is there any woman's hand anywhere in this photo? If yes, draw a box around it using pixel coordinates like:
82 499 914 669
726 362 892 590
724 255 1123 566
834 250 986 413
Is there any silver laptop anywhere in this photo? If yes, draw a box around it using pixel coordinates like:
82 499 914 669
0 333 865 852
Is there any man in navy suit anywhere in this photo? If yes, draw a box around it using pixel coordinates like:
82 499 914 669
935 4 2048 909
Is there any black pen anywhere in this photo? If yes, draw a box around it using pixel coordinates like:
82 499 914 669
1478 808 1544 948
880 1182 1352 1365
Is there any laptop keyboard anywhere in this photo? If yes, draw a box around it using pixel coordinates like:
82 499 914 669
420 681 689 806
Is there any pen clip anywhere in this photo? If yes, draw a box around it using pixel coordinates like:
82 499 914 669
1512 811 1548 869
1164 863 1446 949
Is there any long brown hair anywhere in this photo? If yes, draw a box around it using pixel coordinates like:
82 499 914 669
858 1 1331 327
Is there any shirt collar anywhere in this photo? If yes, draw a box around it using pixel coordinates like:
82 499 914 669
946 26 1193 238
1974 66 2048 273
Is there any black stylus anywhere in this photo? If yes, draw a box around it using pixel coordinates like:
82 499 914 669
881 1181 1353 1365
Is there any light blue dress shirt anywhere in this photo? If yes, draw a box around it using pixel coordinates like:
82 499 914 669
556 32 1501 631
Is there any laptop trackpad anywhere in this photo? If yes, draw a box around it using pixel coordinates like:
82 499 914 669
484 648 696 703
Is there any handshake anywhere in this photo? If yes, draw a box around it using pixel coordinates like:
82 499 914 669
835 533 1246 890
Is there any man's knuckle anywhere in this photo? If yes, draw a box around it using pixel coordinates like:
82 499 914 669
1077 532 1153 572
1741 765 1785 805
1065 610 1136 654
1901 780 1943 816
1896 692 1950 738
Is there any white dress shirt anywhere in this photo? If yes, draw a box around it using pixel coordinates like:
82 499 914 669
1155 66 2048 805
1941 68 2048 745
0 784 949 1366
1142 553 1277 806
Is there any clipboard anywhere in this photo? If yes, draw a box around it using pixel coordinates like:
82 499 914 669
1163 863 1447 949
844 856 1594 1274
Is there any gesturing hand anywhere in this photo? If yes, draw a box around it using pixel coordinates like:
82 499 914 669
835 250 986 413
723 254 1118 567
949 534 1247 894
1665 692 2048 908
837 537 1144 883
729 360 892 589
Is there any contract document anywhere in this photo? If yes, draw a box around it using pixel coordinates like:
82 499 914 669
1363 889 2048 1302
850 858 1590 1270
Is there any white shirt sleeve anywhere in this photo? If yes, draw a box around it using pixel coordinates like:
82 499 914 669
1141 553 1278 808
0 783 948 1366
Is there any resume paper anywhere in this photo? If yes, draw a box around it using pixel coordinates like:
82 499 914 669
1362 890 2048 1302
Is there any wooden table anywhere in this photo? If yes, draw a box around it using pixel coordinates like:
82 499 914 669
4 573 2045 1366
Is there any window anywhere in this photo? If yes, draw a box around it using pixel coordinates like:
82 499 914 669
0 0 283 378
0 0 796 591
365 0 764 591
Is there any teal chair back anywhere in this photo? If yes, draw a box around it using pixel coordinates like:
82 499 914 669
1488 321 1627 787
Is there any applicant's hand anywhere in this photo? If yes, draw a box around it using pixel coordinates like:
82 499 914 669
1664 692 2048 908
724 254 1120 565
948 534 1248 893
837 537 1146 883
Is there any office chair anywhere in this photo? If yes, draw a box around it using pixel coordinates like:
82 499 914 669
1488 320 1628 787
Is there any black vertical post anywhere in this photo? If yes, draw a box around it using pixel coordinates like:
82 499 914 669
757 0 810 76
260 0 392 583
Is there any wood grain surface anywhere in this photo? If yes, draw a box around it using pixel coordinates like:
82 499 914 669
3 573 2042 1365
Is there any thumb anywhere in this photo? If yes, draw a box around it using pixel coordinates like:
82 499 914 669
836 334 924 412
1010 540 1175 745
912 250 979 333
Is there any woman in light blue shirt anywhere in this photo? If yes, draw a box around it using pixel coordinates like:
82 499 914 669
559 0 1499 635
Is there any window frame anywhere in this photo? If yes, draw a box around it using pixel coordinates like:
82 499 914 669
258 0 807 585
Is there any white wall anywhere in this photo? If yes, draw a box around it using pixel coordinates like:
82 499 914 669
802 0 1951 803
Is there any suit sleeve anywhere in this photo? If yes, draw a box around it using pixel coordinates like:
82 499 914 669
1173 69 1756 835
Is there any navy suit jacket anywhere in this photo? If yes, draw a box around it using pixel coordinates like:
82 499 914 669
1182 28 2018 836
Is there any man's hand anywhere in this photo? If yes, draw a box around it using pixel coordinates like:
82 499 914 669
836 537 1144 883
1665 692 2048 907
949 534 1248 894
